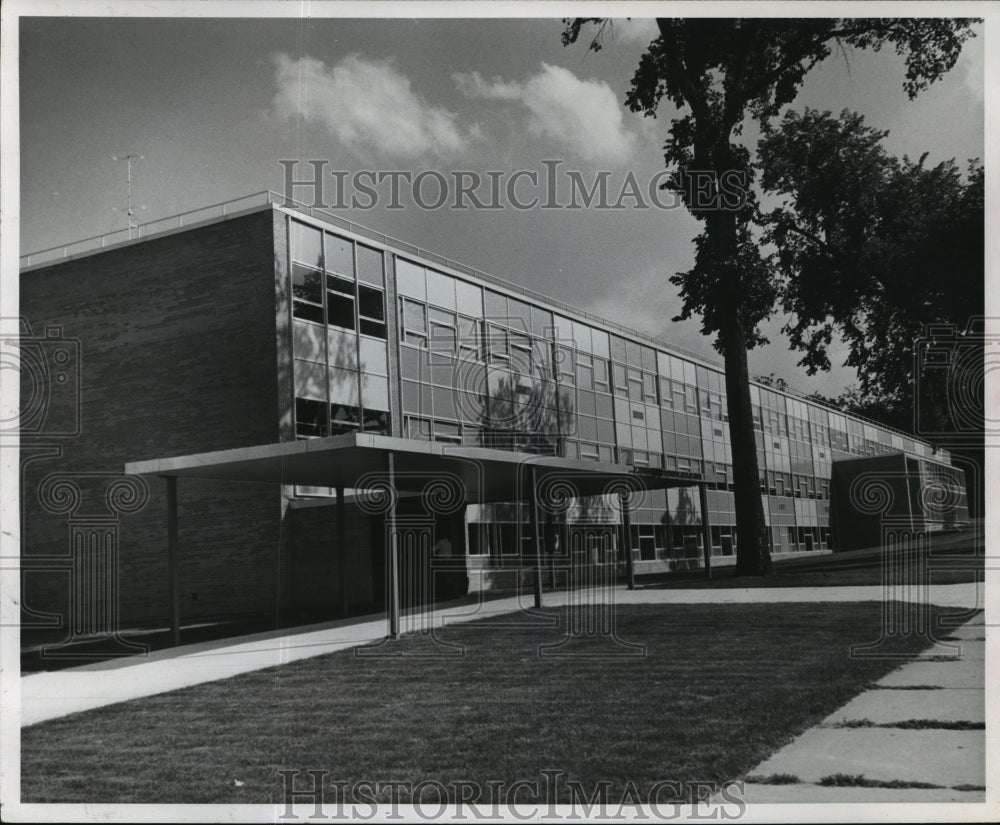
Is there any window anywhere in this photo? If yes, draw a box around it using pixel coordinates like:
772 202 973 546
290 221 324 269
327 275 356 331
291 264 324 323
295 398 327 437
576 352 594 390
326 234 355 278
402 299 428 347
330 403 361 435
594 358 610 393
358 284 386 338
613 362 627 397
356 245 384 286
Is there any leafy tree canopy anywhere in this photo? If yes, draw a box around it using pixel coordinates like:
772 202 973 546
758 107 983 422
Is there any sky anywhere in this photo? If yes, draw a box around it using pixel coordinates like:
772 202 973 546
16 10 985 397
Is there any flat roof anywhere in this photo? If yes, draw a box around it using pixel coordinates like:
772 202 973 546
125 433 703 503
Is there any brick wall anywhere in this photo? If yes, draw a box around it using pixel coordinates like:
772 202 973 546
20 209 286 632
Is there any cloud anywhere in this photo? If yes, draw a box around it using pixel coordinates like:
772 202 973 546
957 29 984 103
454 63 636 163
272 52 469 159
609 18 659 45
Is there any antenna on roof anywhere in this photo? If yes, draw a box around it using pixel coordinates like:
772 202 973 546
112 154 145 237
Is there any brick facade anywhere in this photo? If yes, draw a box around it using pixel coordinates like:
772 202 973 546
20 210 286 631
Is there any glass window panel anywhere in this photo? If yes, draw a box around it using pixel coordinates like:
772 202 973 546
363 408 390 435
295 397 327 437
293 301 324 324
358 285 385 321
430 323 457 355
682 360 697 386
643 372 657 402
593 358 610 391
530 305 553 339
577 389 597 416
328 365 359 405
632 426 648 450
426 269 457 310
327 328 358 369
647 428 662 454
330 403 361 434
356 245 384 286
610 335 627 364
395 259 426 300
360 319 386 339
402 380 429 414
359 337 387 376
484 289 508 320
613 362 627 396
579 415 598 441
293 319 326 362
616 422 632 447
291 263 323 304
290 221 323 268
597 418 614 443
591 329 610 359
325 234 355 278
595 393 613 419
507 296 531 331
328 274 354 295
402 299 427 333
628 369 643 400
656 351 671 378
400 346 425 381
327 291 355 330
428 306 456 327
455 279 483 317
571 321 593 354
433 386 457 420
362 373 389 411
431 355 455 387
640 345 657 372
625 338 641 366
294 359 327 401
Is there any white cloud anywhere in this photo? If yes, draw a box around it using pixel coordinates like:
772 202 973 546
272 52 469 159
958 30 984 103
608 18 659 45
454 63 636 163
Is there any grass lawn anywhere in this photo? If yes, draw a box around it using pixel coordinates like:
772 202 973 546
21 602 955 804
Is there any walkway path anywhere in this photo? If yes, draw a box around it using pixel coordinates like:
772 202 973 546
736 613 986 803
19 581 980 728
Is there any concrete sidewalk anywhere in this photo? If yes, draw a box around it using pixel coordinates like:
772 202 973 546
19 581 980 727
738 615 987 803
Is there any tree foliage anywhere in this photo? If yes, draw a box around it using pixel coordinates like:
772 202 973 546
758 107 983 427
562 17 976 571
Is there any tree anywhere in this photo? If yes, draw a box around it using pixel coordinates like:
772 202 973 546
758 107 983 436
563 18 975 574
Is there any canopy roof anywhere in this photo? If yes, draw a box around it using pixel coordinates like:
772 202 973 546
125 433 703 502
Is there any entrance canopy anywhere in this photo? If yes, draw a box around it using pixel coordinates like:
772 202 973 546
125 432 702 501
125 433 711 643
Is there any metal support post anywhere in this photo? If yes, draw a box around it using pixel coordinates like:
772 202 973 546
528 465 544 609
699 483 713 580
336 486 348 617
387 452 400 639
165 475 180 646
620 491 635 591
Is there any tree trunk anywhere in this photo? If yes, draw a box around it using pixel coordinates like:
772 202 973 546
721 307 772 575
709 207 772 576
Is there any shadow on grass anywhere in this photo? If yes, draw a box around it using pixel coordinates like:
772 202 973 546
21 602 964 805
